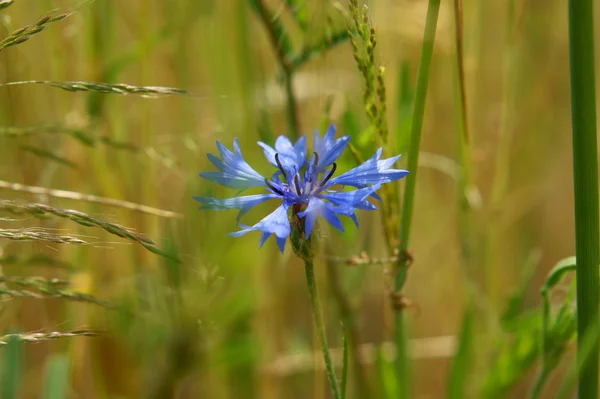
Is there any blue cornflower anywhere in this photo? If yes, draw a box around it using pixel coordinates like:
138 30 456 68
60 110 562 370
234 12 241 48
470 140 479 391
194 124 408 252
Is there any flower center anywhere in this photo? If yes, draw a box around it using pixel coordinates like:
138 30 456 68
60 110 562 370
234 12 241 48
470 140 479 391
264 152 338 199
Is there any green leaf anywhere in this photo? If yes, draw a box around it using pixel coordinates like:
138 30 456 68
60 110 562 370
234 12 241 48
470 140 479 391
0 1 14 12
541 256 576 295
502 249 541 327
1 333 22 399
19 145 77 168
374 345 398 399
284 0 308 30
394 60 414 155
447 307 474 399
248 0 293 58
43 355 71 399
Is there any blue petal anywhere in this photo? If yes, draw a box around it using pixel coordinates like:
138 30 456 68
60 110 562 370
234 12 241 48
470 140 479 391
229 203 291 252
320 185 381 208
276 236 286 252
326 148 408 187
312 124 350 170
193 194 277 210
259 231 270 247
200 139 266 189
293 136 306 164
258 135 306 172
349 213 359 227
193 193 278 222
297 198 344 238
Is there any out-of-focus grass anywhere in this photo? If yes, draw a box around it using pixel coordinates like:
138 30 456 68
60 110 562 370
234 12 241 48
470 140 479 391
0 0 586 398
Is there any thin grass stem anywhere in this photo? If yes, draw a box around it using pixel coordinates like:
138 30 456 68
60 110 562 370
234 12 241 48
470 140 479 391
341 330 348 399
394 0 441 395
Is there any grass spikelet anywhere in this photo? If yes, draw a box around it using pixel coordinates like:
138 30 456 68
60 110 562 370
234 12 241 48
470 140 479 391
0 283 112 307
0 201 179 260
0 12 72 52
0 330 98 346
0 80 189 97
0 229 88 245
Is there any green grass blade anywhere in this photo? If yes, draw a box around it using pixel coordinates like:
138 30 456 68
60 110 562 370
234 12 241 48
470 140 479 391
1 334 22 399
567 0 600 397
43 355 71 399
394 0 441 396
341 329 348 399
447 308 474 399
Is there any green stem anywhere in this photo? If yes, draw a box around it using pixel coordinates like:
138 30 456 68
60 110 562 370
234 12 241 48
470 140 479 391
527 367 549 399
304 260 341 399
251 0 300 140
394 0 441 395
341 330 348 399
567 0 600 398
325 253 371 398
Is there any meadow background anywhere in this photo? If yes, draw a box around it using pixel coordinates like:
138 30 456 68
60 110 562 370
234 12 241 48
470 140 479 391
0 0 590 398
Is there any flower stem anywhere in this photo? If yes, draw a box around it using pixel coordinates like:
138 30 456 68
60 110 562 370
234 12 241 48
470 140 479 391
304 259 341 399
567 0 600 397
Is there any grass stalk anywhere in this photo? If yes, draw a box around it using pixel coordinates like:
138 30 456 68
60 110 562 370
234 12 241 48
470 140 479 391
341 330 348 399
567 0 600 397
394 0 441 395
325 253 371 398
527 367 549 399
304 259 341 399
0 180 181 218
251 0 300 139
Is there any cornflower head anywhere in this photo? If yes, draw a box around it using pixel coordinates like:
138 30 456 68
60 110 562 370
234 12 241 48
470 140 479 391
194 124 408 257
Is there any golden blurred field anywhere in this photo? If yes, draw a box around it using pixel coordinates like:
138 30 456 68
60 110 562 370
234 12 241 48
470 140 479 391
0 0 588 398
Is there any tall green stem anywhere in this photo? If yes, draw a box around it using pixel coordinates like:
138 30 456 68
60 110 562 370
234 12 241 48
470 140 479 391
526 367 549 399
394 0 441 396
567 0 600 398
304 260 341 399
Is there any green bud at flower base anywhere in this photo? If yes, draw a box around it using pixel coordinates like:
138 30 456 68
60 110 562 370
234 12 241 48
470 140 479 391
290 203 321 262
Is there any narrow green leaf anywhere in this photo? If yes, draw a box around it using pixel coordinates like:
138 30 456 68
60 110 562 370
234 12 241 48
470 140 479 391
540 256 577 295
447 307 474 399
1 333 22 399
394 60 414 155
341 328 349 399
20 145 77 168
0 1 14 12
248 0 293 57
283 0 308 29
502 250 542 327
43 354 71 399
374 346 398 399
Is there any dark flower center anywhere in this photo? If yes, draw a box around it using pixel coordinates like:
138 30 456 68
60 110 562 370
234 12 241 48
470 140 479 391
265 152 338 198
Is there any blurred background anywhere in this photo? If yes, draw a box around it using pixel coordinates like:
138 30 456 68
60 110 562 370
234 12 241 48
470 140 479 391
0 0 585 398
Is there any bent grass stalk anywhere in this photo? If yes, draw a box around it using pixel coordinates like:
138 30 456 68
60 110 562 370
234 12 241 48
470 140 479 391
394 0 441 396
567 0 600 397
0 180 182 218
0 201 176 258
